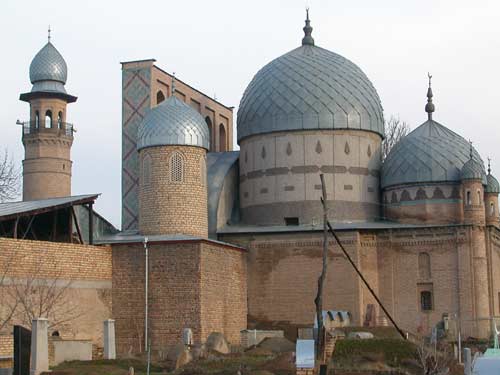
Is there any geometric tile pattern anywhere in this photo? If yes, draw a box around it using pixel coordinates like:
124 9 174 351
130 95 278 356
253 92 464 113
382 119 487 188
121 67 151 230
137 96 209 151
29 42 67 84
237 43 385 142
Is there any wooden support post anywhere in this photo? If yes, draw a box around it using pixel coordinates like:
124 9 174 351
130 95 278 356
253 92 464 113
13 217 19 239
68 207 73 243
22 215 36 240
88 203 94 245
71 206 83 244
52 210 58 241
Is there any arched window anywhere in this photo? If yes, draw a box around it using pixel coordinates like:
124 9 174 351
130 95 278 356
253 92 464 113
142 154 152 186
169 152 184 183
45 110 52 128
490 202 495 216
418 252 431 279
466 190 472 205
200 156 206 186
420 291 433 311
35 111 40 128
156 91 165 104
57 111 63 129
477 190 482 205
205 117 213 151
219 124 227 152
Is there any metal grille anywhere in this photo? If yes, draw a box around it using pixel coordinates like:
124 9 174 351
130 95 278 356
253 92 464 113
170 152 184 183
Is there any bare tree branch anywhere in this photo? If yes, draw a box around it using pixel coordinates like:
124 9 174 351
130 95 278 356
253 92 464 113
0 149 21 203
382 116 410 161
415 338 451 375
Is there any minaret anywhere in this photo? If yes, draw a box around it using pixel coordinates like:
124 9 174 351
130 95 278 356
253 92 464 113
18 29 77 201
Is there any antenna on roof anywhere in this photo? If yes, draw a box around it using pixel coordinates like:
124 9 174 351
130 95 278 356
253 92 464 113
48 25 51 42
425 72 435 121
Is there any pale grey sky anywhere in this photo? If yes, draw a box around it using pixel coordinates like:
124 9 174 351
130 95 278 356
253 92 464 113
2 0 500 228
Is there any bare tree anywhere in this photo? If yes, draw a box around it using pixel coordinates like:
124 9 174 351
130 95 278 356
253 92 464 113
382 116 410 161
8 255 85 332
0 254 19 332
415 339 452 375
0 149 21 202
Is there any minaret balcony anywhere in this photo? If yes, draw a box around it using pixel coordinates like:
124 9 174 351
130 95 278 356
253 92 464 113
17 120 74 138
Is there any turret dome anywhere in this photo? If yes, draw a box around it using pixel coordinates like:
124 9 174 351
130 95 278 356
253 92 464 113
29 42 68 84
137 96 210 151
461 157 485 181
486 174 500 193
236 13 384 143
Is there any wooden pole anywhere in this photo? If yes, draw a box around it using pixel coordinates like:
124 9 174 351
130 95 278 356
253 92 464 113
22 215 36 240
88 203 94 245
314 174 329 359
71 206 83 244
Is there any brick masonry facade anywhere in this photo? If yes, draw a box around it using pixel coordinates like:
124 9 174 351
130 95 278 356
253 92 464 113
111 240 247 354
0 238 112 358
139 145 208 237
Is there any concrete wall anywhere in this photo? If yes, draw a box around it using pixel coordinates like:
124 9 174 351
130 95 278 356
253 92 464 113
239 129 382 225
52 339 92 365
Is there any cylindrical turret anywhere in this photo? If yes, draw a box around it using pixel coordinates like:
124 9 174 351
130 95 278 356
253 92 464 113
137 95 209 237
461 153 490 336
484 163 500 226
19 37 77 201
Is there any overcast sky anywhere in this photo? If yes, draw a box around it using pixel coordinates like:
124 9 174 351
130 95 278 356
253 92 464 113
2 0 500 228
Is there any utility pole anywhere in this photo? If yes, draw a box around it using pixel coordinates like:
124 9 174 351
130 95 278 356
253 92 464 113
314 174 329 358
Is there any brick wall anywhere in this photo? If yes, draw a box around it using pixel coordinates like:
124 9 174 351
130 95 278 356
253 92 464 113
112 240 247 354
139 145 208 237
200 242 247 344
0 238 112 346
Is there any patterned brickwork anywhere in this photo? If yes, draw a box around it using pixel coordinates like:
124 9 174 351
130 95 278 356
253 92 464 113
112 240 247 354
122 62 153 231
139 145 207 237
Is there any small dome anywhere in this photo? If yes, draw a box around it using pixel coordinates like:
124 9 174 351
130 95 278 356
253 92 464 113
237 15 384 143
29 42 67 84
486 174 500 193
461 158 484 181
137 96 210 151
382 120 487 188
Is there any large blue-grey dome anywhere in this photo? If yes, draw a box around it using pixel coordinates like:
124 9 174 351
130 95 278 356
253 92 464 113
29 42 67 84
382 119 487 188
237 16 384 142
137 96 210 151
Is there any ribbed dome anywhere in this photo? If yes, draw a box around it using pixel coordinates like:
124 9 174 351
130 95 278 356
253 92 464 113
461 158 484 180
29 42 67 84
137 96 210 151
236 17 384 142
486 174 500 193
382 120 487 188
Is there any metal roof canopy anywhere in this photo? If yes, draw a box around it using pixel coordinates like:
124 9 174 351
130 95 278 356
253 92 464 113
0 194 98 221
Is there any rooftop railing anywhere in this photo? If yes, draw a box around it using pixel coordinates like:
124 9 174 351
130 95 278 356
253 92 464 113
17 120 75 137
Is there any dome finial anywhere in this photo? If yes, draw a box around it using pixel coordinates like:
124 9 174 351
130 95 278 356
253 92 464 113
425 72 435 120
469 140 473 160
302 8 315 46
48 25 51 42
488 157 492 174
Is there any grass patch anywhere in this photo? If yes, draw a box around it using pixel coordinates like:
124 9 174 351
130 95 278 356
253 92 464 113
333 338 417 368
49 359 165 375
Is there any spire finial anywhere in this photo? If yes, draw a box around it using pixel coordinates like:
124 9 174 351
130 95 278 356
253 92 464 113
425 72 435 120
488 157 492 174
302 8 315 46
48 25 51 42
171 72 176 95
469 140 473 160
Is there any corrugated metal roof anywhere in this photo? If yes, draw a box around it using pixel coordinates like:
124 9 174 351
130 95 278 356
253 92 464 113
0 194 98 220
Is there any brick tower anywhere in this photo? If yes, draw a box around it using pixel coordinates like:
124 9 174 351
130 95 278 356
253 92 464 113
461 149 490 337
19 32 77 201
137 82 209 237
